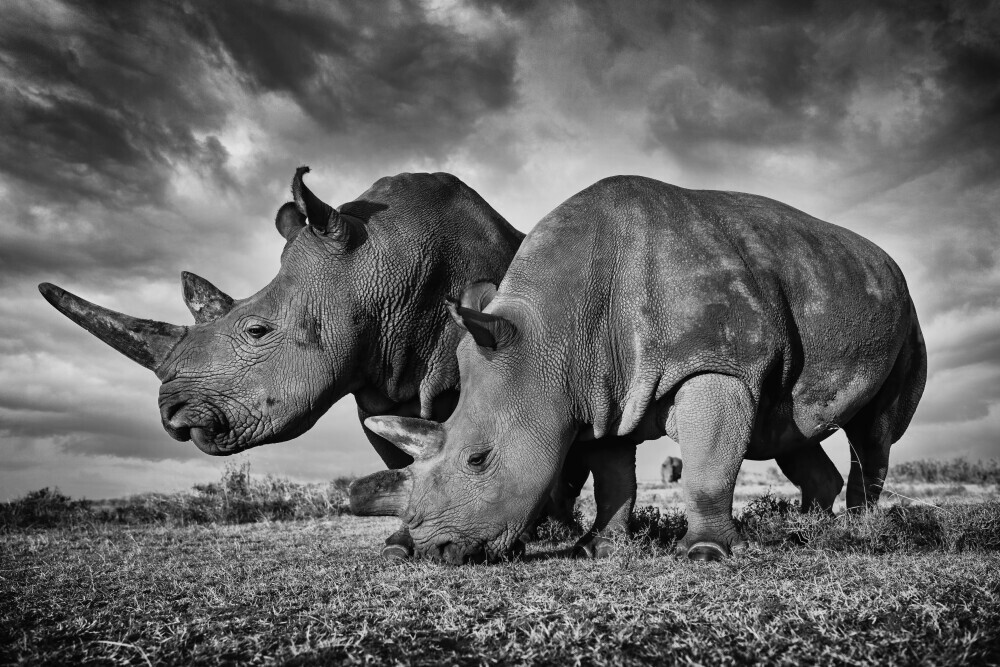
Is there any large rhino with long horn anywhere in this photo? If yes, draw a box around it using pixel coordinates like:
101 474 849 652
39 167 564 556
350 175 927 563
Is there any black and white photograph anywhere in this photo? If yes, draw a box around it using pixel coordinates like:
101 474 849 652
2 0 999 663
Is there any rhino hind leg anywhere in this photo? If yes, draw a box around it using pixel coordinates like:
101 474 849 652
672 373 755 561
776 444 843 513
571 438 637 559
845 315 927 511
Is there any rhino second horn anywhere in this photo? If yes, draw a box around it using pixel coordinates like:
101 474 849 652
181 271 234 324
349 469 413 517
291 166 348 241
38 283 187 372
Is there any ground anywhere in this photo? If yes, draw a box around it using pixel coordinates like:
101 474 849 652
2 469 999 665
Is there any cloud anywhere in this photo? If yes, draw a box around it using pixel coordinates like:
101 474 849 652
0 0 520 283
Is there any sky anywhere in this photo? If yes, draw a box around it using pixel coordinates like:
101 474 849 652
1 0 998 500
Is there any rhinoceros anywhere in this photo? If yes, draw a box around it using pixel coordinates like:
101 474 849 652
40 167 592 555
661 456 683 484
349 175 927 563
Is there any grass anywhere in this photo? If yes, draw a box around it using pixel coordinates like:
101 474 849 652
2 462 1000 664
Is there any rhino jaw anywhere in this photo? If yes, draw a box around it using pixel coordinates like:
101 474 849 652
38 282 187 372
349 469 413 517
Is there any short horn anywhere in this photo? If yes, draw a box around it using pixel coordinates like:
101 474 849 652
181 271 234 324
291 166 347 240
39 283 187 372
349 469 413 517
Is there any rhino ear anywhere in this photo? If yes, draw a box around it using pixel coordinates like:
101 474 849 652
181 272 234 324
292 166 349 242
275 202 306 240
460 280 498 311
445 285 517 351
364 416 444 461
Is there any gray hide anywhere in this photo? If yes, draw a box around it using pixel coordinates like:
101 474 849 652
351 175 927 563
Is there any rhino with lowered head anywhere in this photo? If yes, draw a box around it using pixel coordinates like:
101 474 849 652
39 167 547 556
350 175 927 563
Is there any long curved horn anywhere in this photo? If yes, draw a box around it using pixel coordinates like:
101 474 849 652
38 283 187 372
291 166 348 241
181 271 234 324
349 469 413 517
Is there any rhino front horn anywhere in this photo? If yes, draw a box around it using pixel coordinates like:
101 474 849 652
38 283 187 372
349 469 413 517
364 416 445 461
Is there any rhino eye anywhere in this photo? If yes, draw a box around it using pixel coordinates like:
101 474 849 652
245 324 272 339
467 449 491 470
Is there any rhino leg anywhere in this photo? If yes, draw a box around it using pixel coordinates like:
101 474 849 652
672 374 754 562
845 321 926 511
776 444 843 513
540 444 590 528
571 438 637 559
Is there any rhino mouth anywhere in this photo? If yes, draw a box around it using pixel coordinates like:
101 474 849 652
160 399 241 455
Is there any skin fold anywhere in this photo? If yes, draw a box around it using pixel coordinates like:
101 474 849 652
39 167 586 556
351 175 927 564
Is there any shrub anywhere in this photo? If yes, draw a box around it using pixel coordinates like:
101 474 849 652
629 505 687 546
0 463 354 530
889 458 1000 484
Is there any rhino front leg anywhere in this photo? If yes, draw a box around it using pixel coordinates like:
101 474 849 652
776 444 844 513
673 373 754 561
571 438 636 559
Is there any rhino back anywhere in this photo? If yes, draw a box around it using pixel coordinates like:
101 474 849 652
497 176 913 446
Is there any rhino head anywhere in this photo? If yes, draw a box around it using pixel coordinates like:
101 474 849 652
39 167 382 455
350 283 575 562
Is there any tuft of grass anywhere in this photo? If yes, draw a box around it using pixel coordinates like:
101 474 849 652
890 457 1000 484
0 462 353 531
530 509 586 543
628 505 687 547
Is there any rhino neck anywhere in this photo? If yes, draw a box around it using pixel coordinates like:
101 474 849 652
346 171 523 420
354 313 463 421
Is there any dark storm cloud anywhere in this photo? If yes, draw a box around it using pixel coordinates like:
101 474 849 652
639 0 1000 182
0 0 519 282
201 2 517 147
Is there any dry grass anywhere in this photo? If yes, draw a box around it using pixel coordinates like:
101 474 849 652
3 462 1000 664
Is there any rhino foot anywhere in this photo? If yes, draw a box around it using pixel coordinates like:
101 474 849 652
381 528 414 561
674 532 748 562
571 534 616 559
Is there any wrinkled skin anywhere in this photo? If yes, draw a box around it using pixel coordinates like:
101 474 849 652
351 176 927 563
42 168 598 554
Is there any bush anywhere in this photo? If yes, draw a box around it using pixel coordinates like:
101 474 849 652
0 462 353 530
889 458 1000 484
629 505 687 546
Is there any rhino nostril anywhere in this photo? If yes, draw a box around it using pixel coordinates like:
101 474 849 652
161 399 185 424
